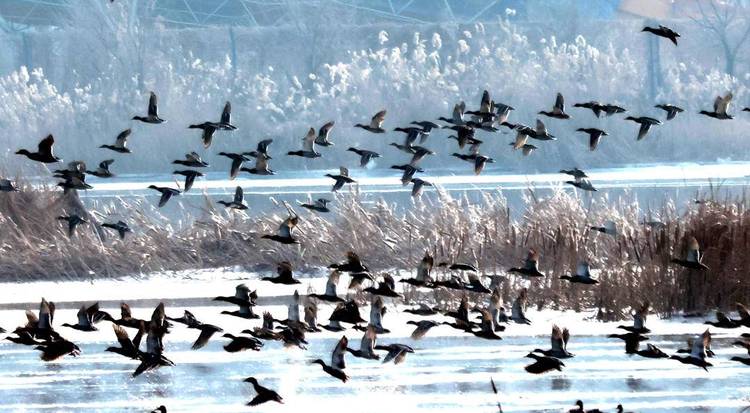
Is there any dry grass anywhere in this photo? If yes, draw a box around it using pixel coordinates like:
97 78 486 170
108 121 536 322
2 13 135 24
1 182 749 316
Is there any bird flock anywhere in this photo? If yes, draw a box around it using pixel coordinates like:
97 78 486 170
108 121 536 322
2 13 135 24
2 23 750 412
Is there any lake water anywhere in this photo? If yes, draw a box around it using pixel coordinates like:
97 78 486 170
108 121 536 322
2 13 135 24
0 271 749 412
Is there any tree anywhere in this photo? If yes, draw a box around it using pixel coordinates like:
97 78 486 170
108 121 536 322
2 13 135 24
692 0 750 77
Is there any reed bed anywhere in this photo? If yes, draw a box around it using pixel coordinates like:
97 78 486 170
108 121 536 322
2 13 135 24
1 183 749 316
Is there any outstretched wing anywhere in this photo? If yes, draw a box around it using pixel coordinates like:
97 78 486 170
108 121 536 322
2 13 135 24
38 134 55 156
148 92 159 117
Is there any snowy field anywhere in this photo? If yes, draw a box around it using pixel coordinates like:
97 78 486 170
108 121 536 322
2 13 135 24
1 270 749 413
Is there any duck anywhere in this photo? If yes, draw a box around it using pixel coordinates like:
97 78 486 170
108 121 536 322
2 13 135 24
576 128 608 151
222 333 263 352
35 337 81 362
671 236 709 270
602 103 627 116
700 92 733 119
243 312 283 342
408 320 440 340
309 271 344 302
133 304 175 377
0 178 18 192
329 300 366 325
636 343 669 359
568 400 604 413
315 121 335 146
565 177 597 192
172 152 209 168
215 284 259 319
438 101 466 125
735 303 750 327
6 330 42 346
57 215 88 237
539 93 570 119
608 332 649 354
132 91 165 124
172 170 203 192
62 303 112 331
167 310 224 350
217 186 248 210
375 342 414 364
465 273 491 294
100 129 132 153
528 119 555 141
617 301 651 334
347 147 381 167
410 178 433 197
114 303 147 329
243 138 273 159
670 330 713 370
217 152 248 180
326 166 355 192
392 164 421 185
590 220 617 237
262 212 299 244
408 146 435 168
524 352 564 374
151 406 167 413
364 273 401 298
187 124 218 149
533 325 573 358
473 309 502 340
16 298 59 341
573 101 606 118
473 155 495 175
509 249 544 277
404 304 440 316
244 377 283 406
560 262 599 284
347 324 380 360
655 103 684 120
147 185 180 208
303 300 320 333
105 323 144 359
364 296 389 333
442 296 475 332
16 134 61 164
625 116 661 141
642 24 680 45
262 261 301 285
300 198 331 213
86 159 116 178
240 153 275 175
330 251 368 273
313 335 349 382
355 110 387 133
400 251 435 287
287 127 321 158
705 311 740 328
510 289 531 324
559 168 588 180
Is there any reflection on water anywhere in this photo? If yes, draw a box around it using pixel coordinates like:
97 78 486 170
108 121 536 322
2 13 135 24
551 377 571 391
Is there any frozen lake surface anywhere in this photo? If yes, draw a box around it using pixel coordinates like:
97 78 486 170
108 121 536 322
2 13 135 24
1 270 749 412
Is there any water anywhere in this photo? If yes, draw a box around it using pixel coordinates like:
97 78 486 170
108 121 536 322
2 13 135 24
0 271 749 412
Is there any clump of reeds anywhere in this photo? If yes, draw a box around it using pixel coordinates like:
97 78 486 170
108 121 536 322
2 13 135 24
1 182 749 316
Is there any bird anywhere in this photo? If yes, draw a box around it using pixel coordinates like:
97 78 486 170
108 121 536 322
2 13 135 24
326 166 355 192
309 271 344 302
608 332 649 355
407 320 440 340
636 343 669 359
573 101 605 118
363 274 401 298
57 215 87 237
590 220 617 237
524 352 564 374
655 104 684 120
261 212 299 244
100 129 132 153
347 147 381 167
705 311 740 328
400 251 435 287
132 91 166 123
509 249 544 277
240 153 275 175
473 155 495 175
217 152 249 180
565 177 597 192
375 343 414 364
166 310 224 350
223 333 263 352
329 251 368 273
300 198 331 213
315 121 335 146
216 101 237 130
473 309 502 340
35 337 81 362
0 178 18 192
392 164 422 185
313 336 349 382
438 101 466 125
617 302 651 334
172 152 209 168
576 128 608 151
642 24 680 45
568 400 604 413
559 168 588 180
539 93 570 119
670 330 713 370
150 407 167 413
355 110 387 133
114 303 147 330
215 284 258 319
409 178 432 197
16 134 61 164
243 138 273 159
671 237 709 270
86 159 116 178
625 116 661 141
105 323 143 360
244 377 283 406
700 92 733 119
172 170 203 192
528 119 555 141
533 325 573 358
147 185 180 208
62 303 108 331
133 304 175 377
217 186 248 210
347 324 380 360
287 127 321 158
560 262 599 284
329 300 367 325
262 261 301 284
510 289 531 324
188 122 218 148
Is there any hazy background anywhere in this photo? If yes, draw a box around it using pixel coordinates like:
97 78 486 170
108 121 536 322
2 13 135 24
0 0 749 176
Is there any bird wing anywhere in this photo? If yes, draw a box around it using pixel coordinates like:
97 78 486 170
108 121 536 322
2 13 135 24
202 125 217 148
303 127 316 152
718 92 733 115
339 166 349 177
221 101 231 124
99 159 114 170
38 134 55 156
186 152 201 162
332 336 348 369
576 262 590 278
370 110 386 129
158 191 172 208
554 93 565 113
233 186 244 204
113 324 137 353
453 102 465 122
318 121 335 140
637 123 651 141
480 90 491 113
148 92 159 117
257 139 272 154
535 119 547 135
115 129 131 148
